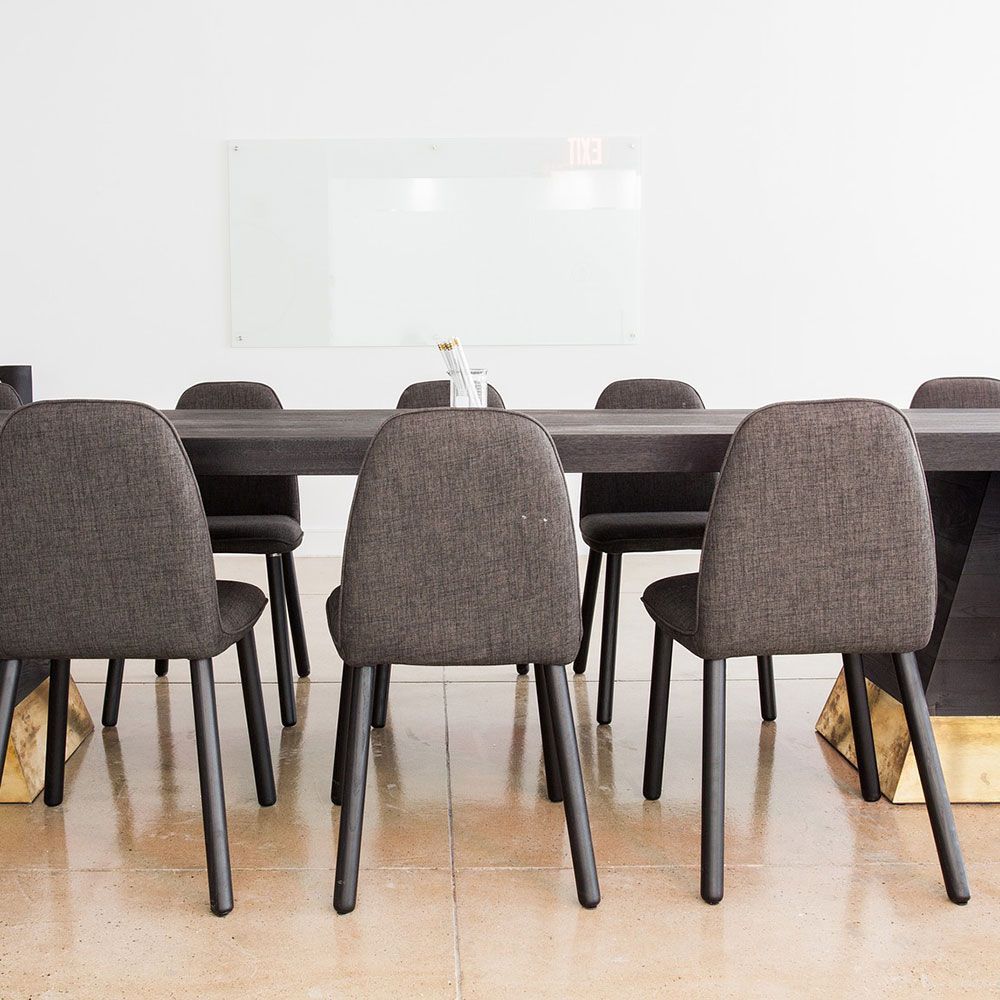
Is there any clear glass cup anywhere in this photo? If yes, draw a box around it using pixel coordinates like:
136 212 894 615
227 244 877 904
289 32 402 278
450 368 488 408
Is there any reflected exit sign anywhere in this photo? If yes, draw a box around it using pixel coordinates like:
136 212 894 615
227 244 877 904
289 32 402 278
567 136 604 167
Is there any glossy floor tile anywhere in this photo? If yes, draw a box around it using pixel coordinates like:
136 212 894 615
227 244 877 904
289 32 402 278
2 555 999 998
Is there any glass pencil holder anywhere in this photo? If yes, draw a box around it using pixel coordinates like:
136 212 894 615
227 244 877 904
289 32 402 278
450 368 489 408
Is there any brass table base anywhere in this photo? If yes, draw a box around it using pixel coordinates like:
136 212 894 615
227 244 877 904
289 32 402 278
1 670 94 803
817 667 1000 803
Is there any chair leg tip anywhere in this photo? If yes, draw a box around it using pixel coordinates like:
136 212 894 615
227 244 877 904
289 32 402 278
573 664 586 675
701 892 723 905
948 886 971 905
211 903 234 917
334 894 357 915
580 894 601 909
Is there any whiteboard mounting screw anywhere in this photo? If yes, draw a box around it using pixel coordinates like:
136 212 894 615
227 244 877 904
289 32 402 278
233 145 239 151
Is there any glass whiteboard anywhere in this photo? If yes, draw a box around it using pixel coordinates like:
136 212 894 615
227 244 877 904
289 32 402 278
228 138 641 347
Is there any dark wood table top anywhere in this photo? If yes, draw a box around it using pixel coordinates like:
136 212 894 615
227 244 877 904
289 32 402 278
5 407 1000 474
164 408 1000 474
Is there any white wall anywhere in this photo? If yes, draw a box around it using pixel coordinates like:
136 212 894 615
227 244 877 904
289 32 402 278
3 1 999 551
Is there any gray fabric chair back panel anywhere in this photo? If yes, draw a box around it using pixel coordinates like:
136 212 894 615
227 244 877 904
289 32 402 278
176 382 300 520
911 377 1000 408
0 401 228 659
0 383 22 409
579 379 716 518
396 380 505 409
338 408 581 666
693 399 936 659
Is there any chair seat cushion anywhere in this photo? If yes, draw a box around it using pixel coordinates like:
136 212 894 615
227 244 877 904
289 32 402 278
580 511 708 553
207 514 303 554
641 573 699 637
217 580 269 642
327 586 342 648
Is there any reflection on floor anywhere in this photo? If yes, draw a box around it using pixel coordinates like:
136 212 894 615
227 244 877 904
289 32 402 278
1 554 998 998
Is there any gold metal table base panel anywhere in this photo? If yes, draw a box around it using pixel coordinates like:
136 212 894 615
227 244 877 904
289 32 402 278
816 667 1000 803
0 675 94 803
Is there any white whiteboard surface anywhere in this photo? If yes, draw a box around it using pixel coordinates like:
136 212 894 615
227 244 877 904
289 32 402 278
229 138 640 347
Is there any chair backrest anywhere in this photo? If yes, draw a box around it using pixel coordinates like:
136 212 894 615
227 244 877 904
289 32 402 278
396 380 505 409
176 382 299 520
579 379 716 517
0 401 223 659
0 382 21 409
911 377 1000 408
337 408 580 666
693 399 936 658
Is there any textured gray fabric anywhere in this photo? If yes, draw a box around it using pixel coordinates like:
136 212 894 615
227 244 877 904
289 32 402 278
579 381 716 551
177 382 302 532
0 400 266 659
0 383 21 409
642 574 698 635
206 514 303 554
331 408 581 666
396 380 506 409
911 377 1000 408
216 580 269 636
642 400 936 659
580 511 708 553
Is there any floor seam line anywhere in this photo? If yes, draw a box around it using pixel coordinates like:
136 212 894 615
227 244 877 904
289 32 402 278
442 677 463 1000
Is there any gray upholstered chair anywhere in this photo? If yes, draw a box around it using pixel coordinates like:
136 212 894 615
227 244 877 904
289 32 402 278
639 399 968 906
0 382 22 409
326 407 599 914
576 379 777 727
911 376 1000 408
103 381 308 729
362 379 524 731
0 401 276 916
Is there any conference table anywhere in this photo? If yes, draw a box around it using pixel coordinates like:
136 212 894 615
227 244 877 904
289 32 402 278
6 406 1000 805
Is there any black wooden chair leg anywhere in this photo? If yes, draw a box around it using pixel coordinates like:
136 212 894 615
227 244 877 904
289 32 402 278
371 664 391 728
573 548 603 674
543 663 600 908
756 655 776 722
331 663 355 805
281 552 311 678
701 658 726 904
44 659 71 807
893 651 970 904
266 553 296 727
189 657 234 916
643 626 673 800
843 653 880 802
154 659 169 677
334 665 375 915
102 658 125 727
236 631 276 807
596 552 622 724
516 663 529 676
0 660 23 788
534 663 563 802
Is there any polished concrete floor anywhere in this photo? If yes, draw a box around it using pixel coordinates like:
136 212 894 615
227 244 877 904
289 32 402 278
2 555 1000 998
